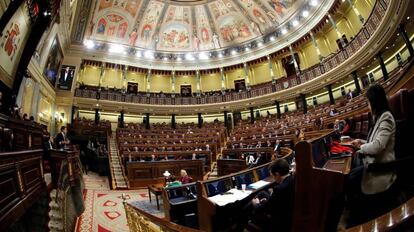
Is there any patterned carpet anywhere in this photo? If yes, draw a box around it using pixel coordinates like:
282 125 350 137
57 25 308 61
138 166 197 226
76 173 164 232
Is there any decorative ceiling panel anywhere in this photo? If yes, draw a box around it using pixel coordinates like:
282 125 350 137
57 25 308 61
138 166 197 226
84 0 302 52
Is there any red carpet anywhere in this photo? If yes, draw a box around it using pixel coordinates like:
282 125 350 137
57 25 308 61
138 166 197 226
76 173 164 232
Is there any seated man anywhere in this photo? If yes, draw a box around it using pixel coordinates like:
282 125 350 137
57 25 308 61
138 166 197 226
248 159 295 232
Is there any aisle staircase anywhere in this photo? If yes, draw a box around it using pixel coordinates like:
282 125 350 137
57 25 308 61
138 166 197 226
108 135 128 189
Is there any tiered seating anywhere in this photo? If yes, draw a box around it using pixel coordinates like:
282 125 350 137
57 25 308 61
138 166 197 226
117 122 226 187
69 117 112 138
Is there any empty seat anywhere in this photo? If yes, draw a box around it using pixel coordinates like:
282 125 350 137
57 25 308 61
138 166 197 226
388 89 411 159
360 112 371 137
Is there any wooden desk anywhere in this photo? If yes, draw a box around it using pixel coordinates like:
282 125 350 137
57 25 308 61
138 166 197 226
217 159 247 176
50 149 82 188
0 149 46 232
127 160 204 188
323 157 352 174
148 185 163 210
162 183 198 228
293 130 351 232
196 162 275 232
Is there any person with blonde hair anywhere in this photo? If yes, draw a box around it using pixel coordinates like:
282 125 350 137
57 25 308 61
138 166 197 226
179 169 193 184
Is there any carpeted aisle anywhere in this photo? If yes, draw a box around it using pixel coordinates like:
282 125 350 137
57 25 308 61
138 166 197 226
76 173 164 232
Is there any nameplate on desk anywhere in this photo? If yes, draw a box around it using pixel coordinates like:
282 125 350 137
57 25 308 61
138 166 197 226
208 189 252 206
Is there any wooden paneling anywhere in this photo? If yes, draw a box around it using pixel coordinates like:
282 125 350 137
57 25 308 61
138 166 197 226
0 149 45 231
0 114 45 151
217 159 246 176
127 160 204 188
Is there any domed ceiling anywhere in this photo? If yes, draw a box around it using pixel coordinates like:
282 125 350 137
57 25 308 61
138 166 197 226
74 0 336 69
87 0 309 52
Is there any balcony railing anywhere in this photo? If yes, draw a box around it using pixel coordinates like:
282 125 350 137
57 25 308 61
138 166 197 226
74 0 388 106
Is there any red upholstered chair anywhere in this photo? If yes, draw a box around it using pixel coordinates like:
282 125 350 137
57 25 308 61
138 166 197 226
387 89 411 159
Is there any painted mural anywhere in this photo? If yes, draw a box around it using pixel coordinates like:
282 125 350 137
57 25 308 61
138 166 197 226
158 5 192 51
80 0 303 52
238 0 273 34
218 16 252 43
43 36 63 87
0 3 31 77
265 0 299 22
159 24 190 50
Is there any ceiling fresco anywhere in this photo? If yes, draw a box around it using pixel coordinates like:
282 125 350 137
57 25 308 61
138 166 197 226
84 0 302 52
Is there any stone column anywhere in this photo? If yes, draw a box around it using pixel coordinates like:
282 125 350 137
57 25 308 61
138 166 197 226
146 69 151 93
327 84 335 105
301 94 307 114
328 14 346 48
376 52 388 81
275 101 281 119
250 107 254 124
351 71 361 95
288 45 300 76
310 32 323 62
398 24 414 58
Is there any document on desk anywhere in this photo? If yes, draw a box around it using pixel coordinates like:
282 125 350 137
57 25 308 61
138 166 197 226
208 189 252 206
248 180 270 190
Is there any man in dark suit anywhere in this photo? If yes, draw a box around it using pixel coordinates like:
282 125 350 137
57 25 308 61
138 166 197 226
44 136 54 150
59 66 74 90
55 126 69 149
249 159 295 232
274 139 281 153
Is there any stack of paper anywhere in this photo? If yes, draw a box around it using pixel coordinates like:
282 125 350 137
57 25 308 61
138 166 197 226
248 180 270 190
208 188 252 206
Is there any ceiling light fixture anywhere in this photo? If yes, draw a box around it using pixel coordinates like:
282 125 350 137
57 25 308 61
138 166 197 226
198 52 209 60
292 20 299 27
231 50 237 55
185 53 195 60
84 40 95 49
109 44 125 53
281 28 288 35
144 50 154 59
302 10 309 17
310 0 318 6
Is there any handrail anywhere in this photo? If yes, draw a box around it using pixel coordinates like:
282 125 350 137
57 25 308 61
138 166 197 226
107 132 116 189
0 148 43 157
345 196 414 232
123 199 202 232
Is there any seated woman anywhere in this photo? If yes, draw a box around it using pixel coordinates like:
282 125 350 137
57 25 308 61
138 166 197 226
246 159 295 231
346 84 398 226
179 169 193 184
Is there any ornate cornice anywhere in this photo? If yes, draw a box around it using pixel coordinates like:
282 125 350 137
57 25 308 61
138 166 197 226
73 0 406 115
